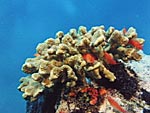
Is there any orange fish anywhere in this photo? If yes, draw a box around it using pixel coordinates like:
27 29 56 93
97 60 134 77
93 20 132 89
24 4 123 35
128 39 143 50
82 53 96 63
103 52 117 65
81 87 88 93
99 88 107 96
34 53 40 57
107 96 129 113
69 91 76 97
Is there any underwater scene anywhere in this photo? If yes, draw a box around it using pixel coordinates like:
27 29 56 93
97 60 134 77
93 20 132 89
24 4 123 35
0 0 150 113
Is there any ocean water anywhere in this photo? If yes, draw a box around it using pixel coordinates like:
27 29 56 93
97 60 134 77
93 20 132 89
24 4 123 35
0 0 149 113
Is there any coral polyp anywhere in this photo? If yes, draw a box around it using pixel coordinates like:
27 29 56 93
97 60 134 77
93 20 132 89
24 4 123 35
18 25 149 113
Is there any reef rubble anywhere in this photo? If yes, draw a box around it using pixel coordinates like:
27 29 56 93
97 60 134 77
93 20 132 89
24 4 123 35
18 25 150 113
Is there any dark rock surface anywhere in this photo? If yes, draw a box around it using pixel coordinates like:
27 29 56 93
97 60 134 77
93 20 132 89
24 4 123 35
26 83 63 113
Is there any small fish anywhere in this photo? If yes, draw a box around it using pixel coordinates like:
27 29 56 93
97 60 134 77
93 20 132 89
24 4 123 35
34 53 40 57
107 96 129 113
85 77 91 84
69 92 76 97
80 87 88 93
103 52 117 65
82 53 96 63
128 39 143 50
99 88 107 96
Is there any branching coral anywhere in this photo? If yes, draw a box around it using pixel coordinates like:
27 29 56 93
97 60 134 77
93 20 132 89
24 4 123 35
18 25 144 102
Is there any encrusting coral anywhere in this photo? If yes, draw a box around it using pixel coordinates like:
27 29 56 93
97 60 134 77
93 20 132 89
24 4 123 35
18 25 147 113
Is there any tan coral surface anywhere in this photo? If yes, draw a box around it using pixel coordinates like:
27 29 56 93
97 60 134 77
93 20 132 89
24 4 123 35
18 25 144 101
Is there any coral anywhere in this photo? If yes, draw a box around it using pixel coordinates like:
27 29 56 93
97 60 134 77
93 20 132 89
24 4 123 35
18 25 145 107
57 86 129 113
18 76 45 101
22 57 43 74
62 86 102 113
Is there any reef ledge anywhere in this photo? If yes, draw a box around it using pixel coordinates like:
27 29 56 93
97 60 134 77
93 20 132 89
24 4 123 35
18 25 150 113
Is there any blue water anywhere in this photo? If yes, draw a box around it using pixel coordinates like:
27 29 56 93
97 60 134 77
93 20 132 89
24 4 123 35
0 0 150 112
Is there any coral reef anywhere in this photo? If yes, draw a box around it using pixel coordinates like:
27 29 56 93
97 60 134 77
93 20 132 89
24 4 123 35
18 25 150 113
